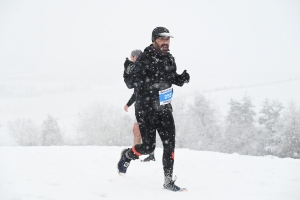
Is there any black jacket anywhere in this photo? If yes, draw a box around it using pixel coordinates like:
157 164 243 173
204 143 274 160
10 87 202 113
126 90 136 107
124 44 187 111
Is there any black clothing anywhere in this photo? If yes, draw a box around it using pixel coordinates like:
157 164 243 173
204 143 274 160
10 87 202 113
126 90 136 107
124 44 187 111
135 107 175 173
123 44 189 175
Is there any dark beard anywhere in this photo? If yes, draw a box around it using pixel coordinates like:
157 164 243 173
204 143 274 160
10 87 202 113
154 42 169 53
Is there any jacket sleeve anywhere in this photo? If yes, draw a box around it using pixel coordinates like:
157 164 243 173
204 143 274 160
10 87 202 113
126 90 136 107
171 60 185 87
123 72 135 89
173 74 184 86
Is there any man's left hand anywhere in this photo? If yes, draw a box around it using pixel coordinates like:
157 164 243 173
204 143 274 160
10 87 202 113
181 70 190 83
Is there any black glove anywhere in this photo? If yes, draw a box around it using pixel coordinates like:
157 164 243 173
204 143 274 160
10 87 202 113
181 70 190 83
124 58 135 74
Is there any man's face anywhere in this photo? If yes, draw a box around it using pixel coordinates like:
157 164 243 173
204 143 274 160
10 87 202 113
153 36 170 53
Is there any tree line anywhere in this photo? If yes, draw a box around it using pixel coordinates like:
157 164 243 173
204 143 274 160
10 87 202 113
173 93 300 159
8 93 300 159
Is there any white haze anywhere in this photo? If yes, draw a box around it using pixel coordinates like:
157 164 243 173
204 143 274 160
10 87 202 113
0 2 300 198
0 1 300 144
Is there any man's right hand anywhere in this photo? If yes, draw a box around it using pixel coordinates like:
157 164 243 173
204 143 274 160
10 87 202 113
124 58 135 74
124 105 129 112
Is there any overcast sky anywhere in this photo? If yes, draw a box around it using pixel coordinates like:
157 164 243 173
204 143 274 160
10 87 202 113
1 0 299 92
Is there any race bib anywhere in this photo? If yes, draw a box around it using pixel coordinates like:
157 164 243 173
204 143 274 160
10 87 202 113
159 86 173 105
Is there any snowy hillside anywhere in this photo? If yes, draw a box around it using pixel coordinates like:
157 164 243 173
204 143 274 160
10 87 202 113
1 146 299 200
1 78 300 146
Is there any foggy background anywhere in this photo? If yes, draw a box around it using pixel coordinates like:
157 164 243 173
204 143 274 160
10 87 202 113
0 0 300 157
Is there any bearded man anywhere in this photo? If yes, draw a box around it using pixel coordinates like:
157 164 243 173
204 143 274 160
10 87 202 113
118 27 190 192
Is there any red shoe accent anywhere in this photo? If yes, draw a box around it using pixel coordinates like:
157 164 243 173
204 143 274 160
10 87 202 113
171 152 174 160
132 146 142 156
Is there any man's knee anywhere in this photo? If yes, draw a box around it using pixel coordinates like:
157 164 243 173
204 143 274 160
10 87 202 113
142 143 156 154
162 138 175 148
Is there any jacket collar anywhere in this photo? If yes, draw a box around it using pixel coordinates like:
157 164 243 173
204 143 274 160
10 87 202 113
144 44 170 58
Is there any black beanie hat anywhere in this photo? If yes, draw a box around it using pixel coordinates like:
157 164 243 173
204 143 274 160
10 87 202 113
151 27 174 42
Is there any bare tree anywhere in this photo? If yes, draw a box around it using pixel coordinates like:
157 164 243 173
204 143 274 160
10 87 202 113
76 101 132 146
173 93 224 151
8 119 40 146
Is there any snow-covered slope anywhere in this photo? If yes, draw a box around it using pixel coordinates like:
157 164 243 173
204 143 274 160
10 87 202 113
1 77 300 146
0 146 299 200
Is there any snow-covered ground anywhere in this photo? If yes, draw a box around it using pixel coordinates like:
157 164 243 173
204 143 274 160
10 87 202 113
0 146 299 200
